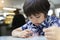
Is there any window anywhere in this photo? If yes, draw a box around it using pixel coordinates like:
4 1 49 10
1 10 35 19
55 8 60 18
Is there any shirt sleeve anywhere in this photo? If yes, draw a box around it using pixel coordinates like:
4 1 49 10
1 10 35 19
20 23 28 30
56 18 60 26
53 17 60 26
20 21 31 30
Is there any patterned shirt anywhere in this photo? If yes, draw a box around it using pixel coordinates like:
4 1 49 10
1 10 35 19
20 15 60 36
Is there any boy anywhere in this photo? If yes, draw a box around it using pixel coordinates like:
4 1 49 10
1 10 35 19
12 0 60 39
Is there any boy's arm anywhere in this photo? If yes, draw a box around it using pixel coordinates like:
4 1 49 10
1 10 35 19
11 21 33 38
43 17 60 40
12 27 33 38
43 26 60 40
12 27 22 37
11 21 28 37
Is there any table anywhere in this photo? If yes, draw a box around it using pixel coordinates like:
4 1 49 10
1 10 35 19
0 36 47 40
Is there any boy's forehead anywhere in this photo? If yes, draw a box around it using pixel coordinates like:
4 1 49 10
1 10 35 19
30 13 41 17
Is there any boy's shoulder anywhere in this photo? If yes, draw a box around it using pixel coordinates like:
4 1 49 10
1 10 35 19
22 21 32 27
46 15 60 24
20 21 32 30
48 15 59 20
47 15 60 24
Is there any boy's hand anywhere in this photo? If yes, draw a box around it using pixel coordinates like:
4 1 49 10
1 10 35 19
18 29 33 38
43 26 60 40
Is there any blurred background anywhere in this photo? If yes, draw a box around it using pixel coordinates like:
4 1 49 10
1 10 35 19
0 0 60 36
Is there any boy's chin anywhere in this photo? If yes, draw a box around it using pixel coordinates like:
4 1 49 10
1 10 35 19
35 24 40 26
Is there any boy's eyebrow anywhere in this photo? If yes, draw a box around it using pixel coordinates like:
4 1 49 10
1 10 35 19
34 14 40 17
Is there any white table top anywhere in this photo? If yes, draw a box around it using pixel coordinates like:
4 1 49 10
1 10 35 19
0 36 47 40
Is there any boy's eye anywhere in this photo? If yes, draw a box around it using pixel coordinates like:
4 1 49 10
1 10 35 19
36 16 40 18
29 17 33 19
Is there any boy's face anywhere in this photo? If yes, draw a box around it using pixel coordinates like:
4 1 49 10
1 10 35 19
28 13 45 26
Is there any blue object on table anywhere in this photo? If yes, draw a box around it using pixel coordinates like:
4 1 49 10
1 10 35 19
0 36 47 40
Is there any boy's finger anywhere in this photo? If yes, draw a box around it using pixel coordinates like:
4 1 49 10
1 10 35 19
45 36 56 40
43 28 51 32
25 29 32 33
43 26 57 32
25 29 31 32
45 32 55 36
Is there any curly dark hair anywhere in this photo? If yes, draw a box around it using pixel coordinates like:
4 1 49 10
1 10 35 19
23 0 50 17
